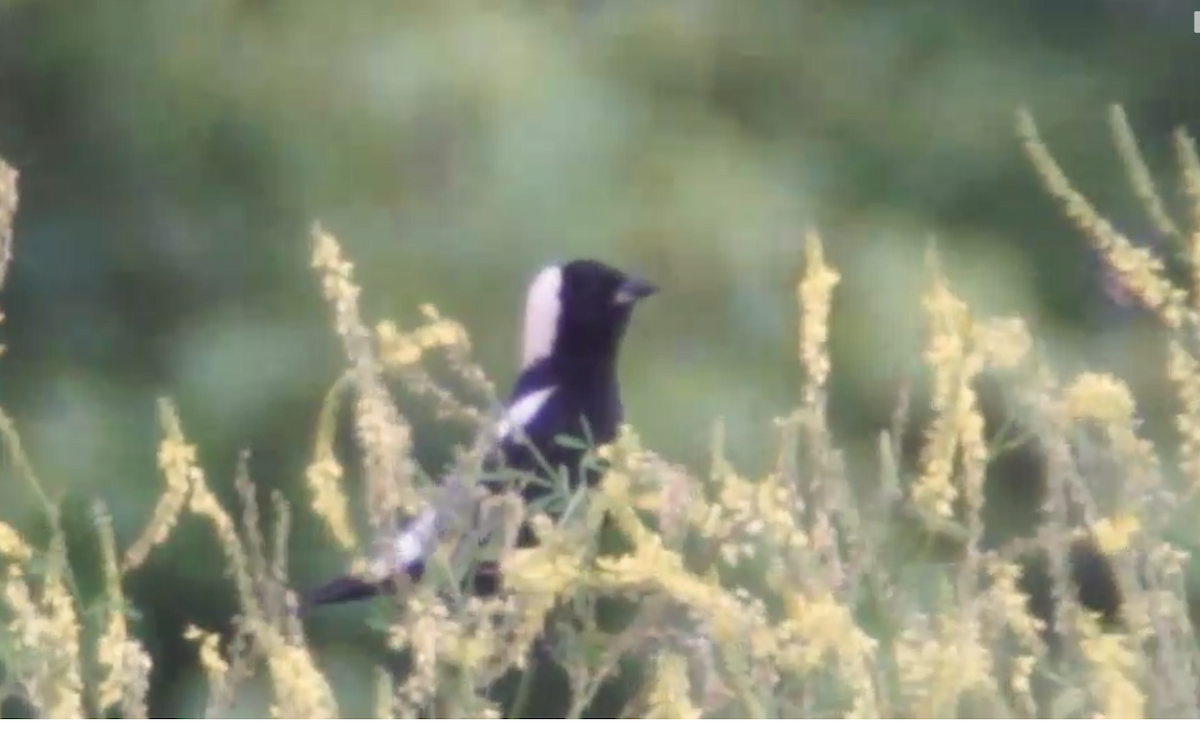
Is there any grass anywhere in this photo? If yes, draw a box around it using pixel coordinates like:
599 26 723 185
2 105 1200 717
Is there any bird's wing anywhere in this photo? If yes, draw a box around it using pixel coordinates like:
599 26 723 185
368 360 565 579
486 357 579 489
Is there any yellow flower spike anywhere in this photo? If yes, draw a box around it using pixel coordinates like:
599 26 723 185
1092 514 1140 555
1076 612 1144 719
798 230 840 400
644 652 702 719
2 545 85 718
417 323 441 349
311 223 417 526
1062 373 1136 425
125 400 199 571
94 505 152 717
375 319 399 341
911 248 990 527
599 469 632 501
304 454 355 552
0 520 32 562
388 339 424 367
1019 108 1187 330
257 626 338 719
974 316 1031 370
184 625 229 679
432 321 465 347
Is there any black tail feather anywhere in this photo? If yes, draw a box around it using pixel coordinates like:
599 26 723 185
300 575 390 610
300 560 506 613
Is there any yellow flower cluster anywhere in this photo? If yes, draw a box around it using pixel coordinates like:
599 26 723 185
3 544 83 719
896 613 994 718
1076 613 1144 719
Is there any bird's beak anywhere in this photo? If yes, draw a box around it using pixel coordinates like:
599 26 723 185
614 276 658 305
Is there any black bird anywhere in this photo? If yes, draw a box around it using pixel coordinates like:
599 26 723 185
303 259 657 608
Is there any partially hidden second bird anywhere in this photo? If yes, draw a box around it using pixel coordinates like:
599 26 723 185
302 259 657 609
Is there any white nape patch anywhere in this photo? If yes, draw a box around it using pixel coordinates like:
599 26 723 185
391 507 439 569
495 386 556 442
522 265 563 368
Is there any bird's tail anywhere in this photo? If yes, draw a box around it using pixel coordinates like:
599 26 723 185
299 504 444 610
299 461 505 611
300 573 392 610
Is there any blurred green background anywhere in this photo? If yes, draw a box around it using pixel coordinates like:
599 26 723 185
1 0 1199 717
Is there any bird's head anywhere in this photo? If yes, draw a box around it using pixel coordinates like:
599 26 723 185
521 259 658 369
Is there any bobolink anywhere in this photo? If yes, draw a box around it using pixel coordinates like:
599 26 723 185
303 259 656 608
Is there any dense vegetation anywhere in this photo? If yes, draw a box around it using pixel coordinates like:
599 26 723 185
1 1 1199 718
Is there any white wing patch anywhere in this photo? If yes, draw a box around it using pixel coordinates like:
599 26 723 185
390 507 440 569
522 265 562 368
496 386 556 442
